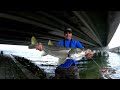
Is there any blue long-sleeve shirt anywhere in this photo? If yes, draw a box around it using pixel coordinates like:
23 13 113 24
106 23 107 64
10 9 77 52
56 39 84 48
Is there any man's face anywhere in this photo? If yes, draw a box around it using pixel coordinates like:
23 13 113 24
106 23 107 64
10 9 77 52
64 32 72 40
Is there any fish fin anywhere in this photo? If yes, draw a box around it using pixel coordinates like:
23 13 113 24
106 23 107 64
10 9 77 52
48 40 54 46
31 36 38 45
28 36 38 49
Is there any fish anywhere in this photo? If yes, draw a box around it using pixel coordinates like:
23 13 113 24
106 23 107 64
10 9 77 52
68 48 86 60
28 36 86 65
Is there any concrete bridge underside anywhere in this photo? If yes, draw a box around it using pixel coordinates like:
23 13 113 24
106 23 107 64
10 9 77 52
0 11 120 48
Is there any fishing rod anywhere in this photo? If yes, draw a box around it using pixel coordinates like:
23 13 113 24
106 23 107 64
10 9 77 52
91 58 101 69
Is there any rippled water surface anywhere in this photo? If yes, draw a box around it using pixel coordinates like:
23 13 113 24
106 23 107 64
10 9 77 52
78 52 120 79
3 50 120 79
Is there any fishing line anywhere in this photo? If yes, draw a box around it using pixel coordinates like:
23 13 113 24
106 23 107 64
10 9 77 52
91 58 101 69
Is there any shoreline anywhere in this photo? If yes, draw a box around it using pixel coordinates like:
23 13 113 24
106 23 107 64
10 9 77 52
11 54 47 79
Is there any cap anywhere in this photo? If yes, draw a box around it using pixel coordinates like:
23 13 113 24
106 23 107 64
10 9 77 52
64 28 72 33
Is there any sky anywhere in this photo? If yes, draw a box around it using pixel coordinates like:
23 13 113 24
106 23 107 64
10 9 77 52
0 44 28 51
108 23 120 49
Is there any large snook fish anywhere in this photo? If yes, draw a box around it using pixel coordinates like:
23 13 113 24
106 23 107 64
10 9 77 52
28 36 86 65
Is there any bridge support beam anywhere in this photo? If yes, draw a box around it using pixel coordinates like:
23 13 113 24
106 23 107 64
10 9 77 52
90 46 109 57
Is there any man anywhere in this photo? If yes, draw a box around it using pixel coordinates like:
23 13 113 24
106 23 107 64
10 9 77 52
56 28 84 49
36 28 93 60
36 28 93 79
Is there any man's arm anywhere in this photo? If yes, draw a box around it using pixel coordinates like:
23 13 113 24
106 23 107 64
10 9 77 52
76 41 84 49
76 41 93 59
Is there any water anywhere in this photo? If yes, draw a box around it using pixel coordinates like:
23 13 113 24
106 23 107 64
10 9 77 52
79 52 120 79
78 57 108 79
105 52 120 79
2 49 120 79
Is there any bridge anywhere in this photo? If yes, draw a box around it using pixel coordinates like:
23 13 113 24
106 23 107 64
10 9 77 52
109 46 120 53
0 11 120 49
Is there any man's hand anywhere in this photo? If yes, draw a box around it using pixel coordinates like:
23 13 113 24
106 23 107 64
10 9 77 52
85 51 93 59
36 43 43 51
